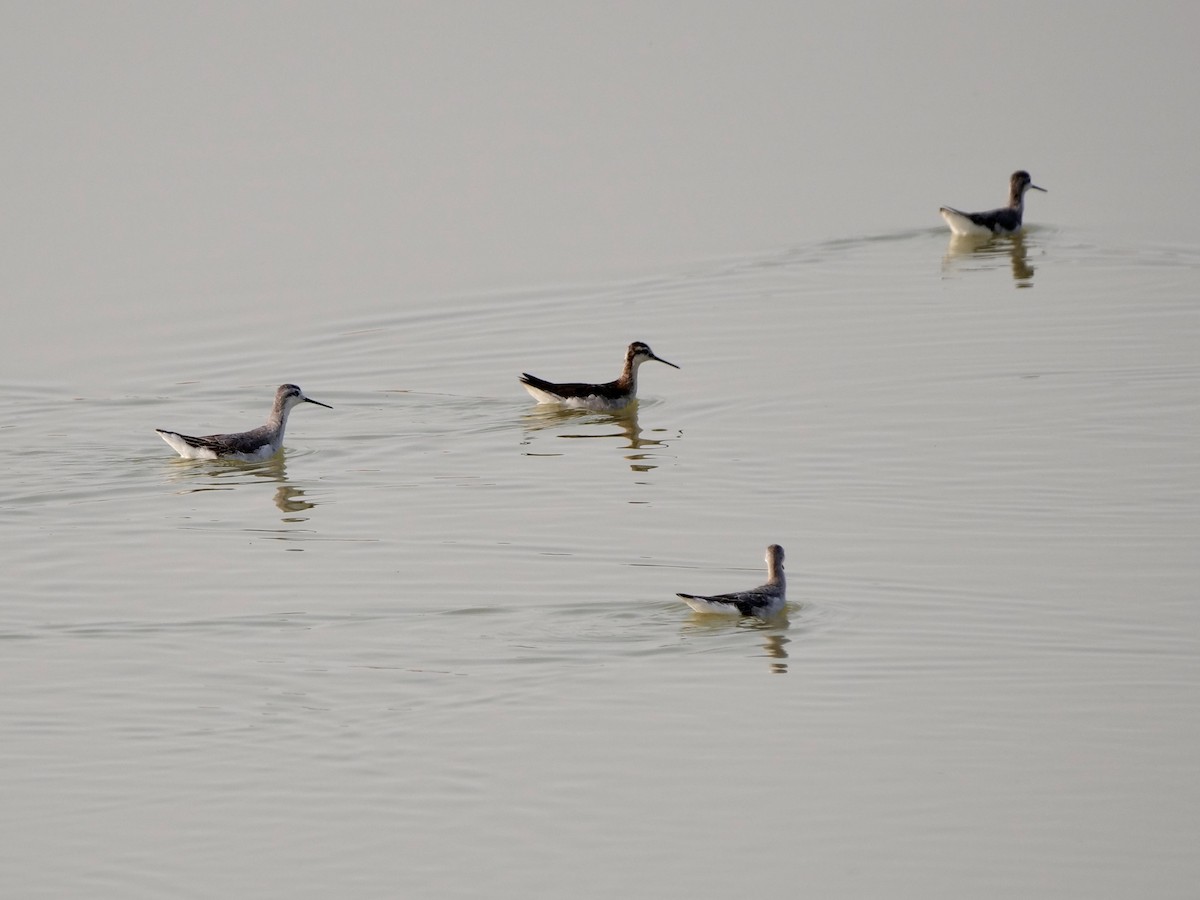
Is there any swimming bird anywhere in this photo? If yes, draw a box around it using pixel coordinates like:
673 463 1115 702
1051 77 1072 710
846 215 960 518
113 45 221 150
677 544 787 617
519 341 679 410
939 170 1047 236
156 383 332 460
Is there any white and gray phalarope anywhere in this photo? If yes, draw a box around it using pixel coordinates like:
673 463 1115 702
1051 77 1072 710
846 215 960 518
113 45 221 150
677 544 787 617
939 170 1047 236
519 341 679 410
156 383 332 460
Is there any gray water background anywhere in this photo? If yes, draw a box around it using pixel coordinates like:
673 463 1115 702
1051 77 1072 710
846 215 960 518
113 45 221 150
3 4 1199 898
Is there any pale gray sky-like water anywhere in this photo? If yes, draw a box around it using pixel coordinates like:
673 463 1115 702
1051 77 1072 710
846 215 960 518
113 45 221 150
4 2 1200 370
3 4 1200 898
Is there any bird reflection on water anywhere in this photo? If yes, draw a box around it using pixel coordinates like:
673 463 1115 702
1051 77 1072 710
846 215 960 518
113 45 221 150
162 453 317 517
942 229 1038 288
681 611 792 674
520 404 678 473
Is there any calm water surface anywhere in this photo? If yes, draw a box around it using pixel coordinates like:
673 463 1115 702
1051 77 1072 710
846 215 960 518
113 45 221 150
3 227 1199 897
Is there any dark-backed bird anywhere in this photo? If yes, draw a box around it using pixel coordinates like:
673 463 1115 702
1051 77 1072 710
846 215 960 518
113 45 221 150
940 170 1047 236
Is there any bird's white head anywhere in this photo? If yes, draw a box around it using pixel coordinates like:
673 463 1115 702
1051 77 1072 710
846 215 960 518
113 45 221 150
277 383 333 413
627 341 680 371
